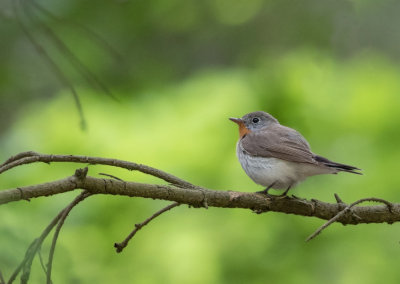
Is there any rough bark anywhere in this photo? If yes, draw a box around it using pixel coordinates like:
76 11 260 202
1 152 397 283
0 173 397 225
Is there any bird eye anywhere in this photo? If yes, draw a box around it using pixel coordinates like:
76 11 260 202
252 117 260 123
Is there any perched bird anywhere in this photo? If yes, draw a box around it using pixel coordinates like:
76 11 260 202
230 111 361 196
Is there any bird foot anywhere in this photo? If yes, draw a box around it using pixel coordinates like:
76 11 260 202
256 183 291 199
256 191 289 199
291 194 306 200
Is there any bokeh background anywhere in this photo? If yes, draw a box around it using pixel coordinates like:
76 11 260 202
1 0 400 283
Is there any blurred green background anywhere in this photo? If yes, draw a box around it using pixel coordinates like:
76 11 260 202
1 0 400 283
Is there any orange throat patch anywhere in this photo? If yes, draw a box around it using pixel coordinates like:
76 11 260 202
237 121 251 138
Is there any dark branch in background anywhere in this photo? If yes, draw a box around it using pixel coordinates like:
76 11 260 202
13 0 87 130
0 151 398 283
114 202 180 253
14 0 122 130
30 0 124 63
25 0 118 101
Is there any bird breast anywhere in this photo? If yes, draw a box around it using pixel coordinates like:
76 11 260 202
236 142 333 189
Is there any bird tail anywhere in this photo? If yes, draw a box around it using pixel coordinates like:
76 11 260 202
314 155 362 175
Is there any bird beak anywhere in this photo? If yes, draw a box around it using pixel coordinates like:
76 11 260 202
230 117 250 138
229 117 243 125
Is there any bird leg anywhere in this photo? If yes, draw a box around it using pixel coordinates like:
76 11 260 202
278 185 292 197
256 182 276 195
257 183 293 199
266 185 292 199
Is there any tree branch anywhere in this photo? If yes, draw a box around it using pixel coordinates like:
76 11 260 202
306 197 394 241
0 169 398 225
0 151 195 188
8 212 63 284
1 151 398 282
7 190 89 284
114 202 180 253
46 190 91 284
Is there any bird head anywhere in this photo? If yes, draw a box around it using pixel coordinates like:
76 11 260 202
229 111 279 137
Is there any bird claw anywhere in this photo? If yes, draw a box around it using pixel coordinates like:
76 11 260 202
255 190 275 199
256 191 289 200
256 183 291 199
291 194 306 201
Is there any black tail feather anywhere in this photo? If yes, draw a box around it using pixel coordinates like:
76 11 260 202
314 155 362 175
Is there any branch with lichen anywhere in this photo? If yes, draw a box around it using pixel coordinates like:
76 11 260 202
0 151 397 283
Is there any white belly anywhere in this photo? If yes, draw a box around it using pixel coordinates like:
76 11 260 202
236 142 334 189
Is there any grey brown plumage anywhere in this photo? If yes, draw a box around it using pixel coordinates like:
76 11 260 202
241 124 315 164
230 111 361 192
241 123 361 174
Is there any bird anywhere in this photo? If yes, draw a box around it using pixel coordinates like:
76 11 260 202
230 111 361 196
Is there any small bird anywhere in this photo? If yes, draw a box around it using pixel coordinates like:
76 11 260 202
230 111 361 196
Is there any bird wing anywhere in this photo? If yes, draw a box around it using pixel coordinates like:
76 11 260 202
240 124 318 164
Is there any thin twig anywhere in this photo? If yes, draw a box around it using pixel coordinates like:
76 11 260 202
0 151 39 168
114 202 180 253
8 212 63 284
0 270 5 284
46 191 91 284
38 247 48 276
7 191 89 284
0 152 195 188
306 198 394 242
98 173 123 181
334 193 343 204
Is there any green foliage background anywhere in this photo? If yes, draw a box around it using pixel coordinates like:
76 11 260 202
1 0 400 283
